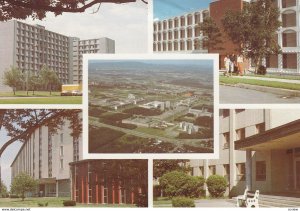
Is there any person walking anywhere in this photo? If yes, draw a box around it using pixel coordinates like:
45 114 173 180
229 53 236 75
224 54 230 77
237 54 244 76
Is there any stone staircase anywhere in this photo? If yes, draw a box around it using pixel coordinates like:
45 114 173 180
228 194 300 208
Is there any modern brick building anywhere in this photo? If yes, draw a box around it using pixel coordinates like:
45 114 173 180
69 160 148 205
10 114 83 197
0 20 115 91
153 0 300 74
190 109 300 196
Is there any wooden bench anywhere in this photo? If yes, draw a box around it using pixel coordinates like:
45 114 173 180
236 189 260 208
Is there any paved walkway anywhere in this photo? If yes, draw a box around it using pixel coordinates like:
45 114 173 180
194 199 235 207
233 75 300 84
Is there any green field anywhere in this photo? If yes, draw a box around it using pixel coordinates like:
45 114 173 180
220 76 300 91
0 197 136 207
0 96 82 104
153 197 172 207
0 91 61 97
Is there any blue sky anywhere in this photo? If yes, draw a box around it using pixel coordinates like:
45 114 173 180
153 0 212 20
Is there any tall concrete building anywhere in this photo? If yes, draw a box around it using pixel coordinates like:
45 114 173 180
153 0 300 74
72 37 115 84
11 116 83 197
190 109 300 196
153 9 209 53
0 20 115 91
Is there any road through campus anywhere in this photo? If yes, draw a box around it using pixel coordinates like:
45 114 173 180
220 85 300 104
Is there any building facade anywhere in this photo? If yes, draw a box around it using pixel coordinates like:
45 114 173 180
72 37 115 84
153 0 300 74
0 20 115 91
190 109 300 196
11 117 83 197
69 160 148 205
153 9 209 53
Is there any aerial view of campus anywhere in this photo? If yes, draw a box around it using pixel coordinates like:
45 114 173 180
88 59 214 153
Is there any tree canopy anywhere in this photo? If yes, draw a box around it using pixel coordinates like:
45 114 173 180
0 109 82 157
0 0 146 21
3 67 23 95
222 0 281 70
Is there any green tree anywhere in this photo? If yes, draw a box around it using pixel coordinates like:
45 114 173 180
0 180 8 197
40 67 61 95
153 160 190 179
3 67 23 95
222 0 281 72
28 75 41 95
198 17 224 52
10 173 38 201
0 0 145 21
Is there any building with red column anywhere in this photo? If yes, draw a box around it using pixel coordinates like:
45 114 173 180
69 159 148 206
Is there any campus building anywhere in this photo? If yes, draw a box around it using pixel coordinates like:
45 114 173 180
0 20 115 91
69 160 148 205
190 109 300 196
71 37 115 84
10 116 83 197
153 0 300 74
153 9 209 53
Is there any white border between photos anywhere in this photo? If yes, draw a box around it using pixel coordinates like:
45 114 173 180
82 53 220 160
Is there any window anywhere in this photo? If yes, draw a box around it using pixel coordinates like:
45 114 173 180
88 171 92 203
236 163 245 181
235 109 245 113
60 133 63 143
256 123 265 134
221 109 230 118
223 164 230 182
256 161 266 181
60 159 64 169
209 165 216 175
103 178 108 203
223 132 230 149
236 128 245 141
60 146 64 156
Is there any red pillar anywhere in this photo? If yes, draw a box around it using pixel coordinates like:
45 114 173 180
86 174 89 203
101 179 104 204
81 172 84 203
131 190 134 204
112 182 115 204
96 174 99 204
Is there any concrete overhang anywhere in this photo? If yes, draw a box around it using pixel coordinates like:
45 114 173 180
235 119 300 151
38 178 56 184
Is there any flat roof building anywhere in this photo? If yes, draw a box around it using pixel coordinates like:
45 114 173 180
0 20 115 91
11 115 83 197
190 109 300 196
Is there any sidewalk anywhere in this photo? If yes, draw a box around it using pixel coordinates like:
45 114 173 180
234 75 300 84
194 199 235 207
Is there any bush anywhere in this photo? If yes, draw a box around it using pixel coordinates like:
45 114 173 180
136 193 148 207
206 175 227 198
159 171 205 198
257 65 267 75
172 197 195 207
38 202 48 207
63 200 76 206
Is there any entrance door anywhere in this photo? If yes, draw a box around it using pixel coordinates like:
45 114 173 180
296 161 300 189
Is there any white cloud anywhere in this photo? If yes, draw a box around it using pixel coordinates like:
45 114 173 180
24 1 148 53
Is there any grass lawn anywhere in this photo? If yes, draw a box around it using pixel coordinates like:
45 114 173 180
220 76 300 91
153 197 172 207
0 91 61 97
0 96 82 104
0 197 136 207
246 73 300 80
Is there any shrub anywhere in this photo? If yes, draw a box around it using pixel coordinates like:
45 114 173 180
257 65 267 75
172 197 195 207
159 171 205 198
136 193 148 207
206 175 227 198
63 200 76 206
38 202 48 207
